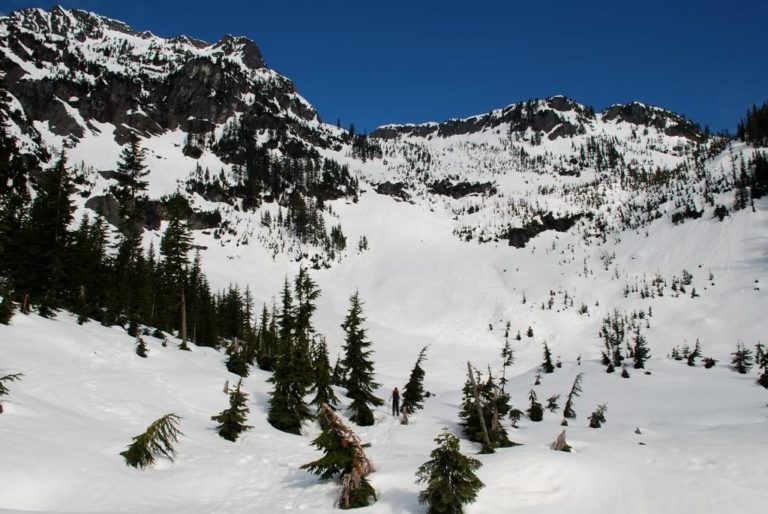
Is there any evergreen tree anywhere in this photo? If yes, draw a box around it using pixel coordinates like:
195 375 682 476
500 334 514 391
402 345 429 413
526 326 534 338
293 267 320 389
458 369 515 450
588 403 608 428
527 389 544 422
687 338 702 366
331 355 347 387
341 291 383 426
159 201 193 349
0 373 23 397
542 341 554 373
546 394 560 413
26 153 76 316
135 335 148 358
277 278 295 354
301 404 376 509
267 343 312 434
632 327 650 369
563 372 584 420
256 304 276 371
415 429 484 514
310 336 339 410
211 378 252 441
731 342 753 374
600 310 625 368
120 413 183 469
0 131 31 283
755 342 768 387
0 279 14 325
111 134 149 234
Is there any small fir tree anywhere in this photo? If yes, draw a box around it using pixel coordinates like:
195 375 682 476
731 342 754 374
211 378 252 441
542 341 555 373
546 394 560 413
301 404 376 509
588 403 608 428
120 413 183 469
687 339 702 367
527 389 544 422
756 342 768 388
500 336 514 390
341 291 383 426
632 327 650 369
526 326 534 338
415 429 484 514
402 345 429 413
563 372 584 420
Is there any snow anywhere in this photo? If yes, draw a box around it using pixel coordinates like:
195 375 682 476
1 187 767 513
1 7 767 513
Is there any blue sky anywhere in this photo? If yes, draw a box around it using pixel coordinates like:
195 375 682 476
1 0 766 133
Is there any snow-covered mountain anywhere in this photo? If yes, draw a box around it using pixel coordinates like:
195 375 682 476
1 6 766 514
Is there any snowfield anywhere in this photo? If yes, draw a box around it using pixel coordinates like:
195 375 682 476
1 188 767 513
1 9 767 511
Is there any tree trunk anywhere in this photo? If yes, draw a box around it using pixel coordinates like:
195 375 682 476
467 361 491 450
180 287 189 350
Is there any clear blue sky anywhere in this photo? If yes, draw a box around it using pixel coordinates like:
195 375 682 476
2 0 766 133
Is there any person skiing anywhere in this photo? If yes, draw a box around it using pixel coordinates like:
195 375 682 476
391 387 400 416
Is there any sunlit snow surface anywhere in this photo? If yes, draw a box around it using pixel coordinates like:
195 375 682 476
1 187 766 513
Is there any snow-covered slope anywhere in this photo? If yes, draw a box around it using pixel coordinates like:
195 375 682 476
1 6 767 514
2 196 767 513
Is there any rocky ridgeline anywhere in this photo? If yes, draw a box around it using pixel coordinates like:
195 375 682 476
0 6 334 150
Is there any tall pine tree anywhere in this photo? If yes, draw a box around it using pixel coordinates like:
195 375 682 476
341 291 383 426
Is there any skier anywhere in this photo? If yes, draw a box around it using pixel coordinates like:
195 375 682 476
391 387 400 416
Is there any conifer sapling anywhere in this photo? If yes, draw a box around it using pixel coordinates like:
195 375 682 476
402 345 429 413
120 413 183 469
731 342 753 374
542 341 554 373
211 378 252 441
0 372 23 412
415 429 484 514
632 327 650 369
588 403 608 428
527 389 544 422
563 372 584 420
546 394 560 413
